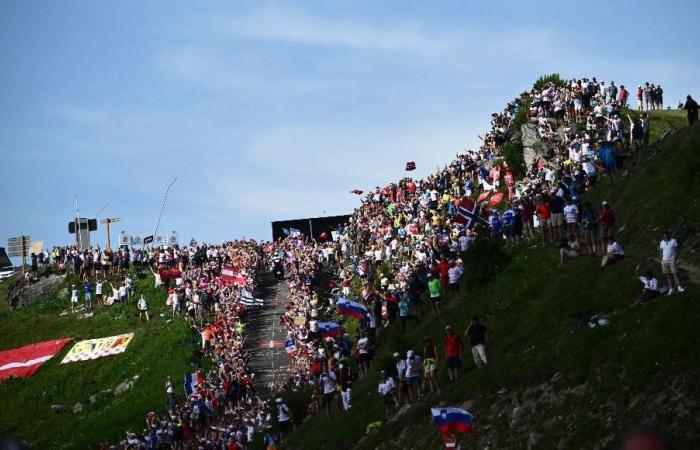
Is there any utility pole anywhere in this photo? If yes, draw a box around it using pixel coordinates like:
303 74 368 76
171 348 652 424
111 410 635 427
20 236 26 276
100 217 122 250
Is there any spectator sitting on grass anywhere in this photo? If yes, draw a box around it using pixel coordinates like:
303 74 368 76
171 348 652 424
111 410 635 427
632 266 660 306
601 236 625 267
559 233 581 267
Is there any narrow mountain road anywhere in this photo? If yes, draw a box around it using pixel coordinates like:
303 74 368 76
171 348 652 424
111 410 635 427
243 272 291 396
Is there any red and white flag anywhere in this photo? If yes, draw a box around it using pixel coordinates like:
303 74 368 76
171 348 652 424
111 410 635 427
222 265 247 287
454 197 482 229
0 338 71 381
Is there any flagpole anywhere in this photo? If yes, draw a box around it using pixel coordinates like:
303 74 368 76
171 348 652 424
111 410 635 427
74 195 82 250
154 177 177 240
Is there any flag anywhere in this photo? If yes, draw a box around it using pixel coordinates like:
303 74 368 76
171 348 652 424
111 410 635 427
317 322 342 337
158 267 181 281
284 339 296 357
240 290 263 307
0 338 71 381
476 191 491 203
405 161 416 171
350 189 364 195
454 197 481 229
289 228 301 238
431 407 473 434
487 192 504 208
222 265 247 286
184 371 200 396
336 297 368 319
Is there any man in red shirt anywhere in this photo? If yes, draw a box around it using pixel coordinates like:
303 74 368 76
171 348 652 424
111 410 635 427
443 325 463 382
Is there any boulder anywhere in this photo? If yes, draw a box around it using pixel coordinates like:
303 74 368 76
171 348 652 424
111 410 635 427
73 402 83 413
520 123 552 168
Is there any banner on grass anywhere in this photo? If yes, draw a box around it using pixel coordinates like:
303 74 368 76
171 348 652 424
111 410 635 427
61 333 134 364
0 338 71 381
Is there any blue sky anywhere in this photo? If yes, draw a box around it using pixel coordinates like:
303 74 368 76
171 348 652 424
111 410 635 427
1 0 698 256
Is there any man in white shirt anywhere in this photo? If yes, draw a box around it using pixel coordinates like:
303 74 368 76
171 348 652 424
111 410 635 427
378 370 398 414
659 232 684 295
356 332 370 378
320 370 337 418
137 294 149 321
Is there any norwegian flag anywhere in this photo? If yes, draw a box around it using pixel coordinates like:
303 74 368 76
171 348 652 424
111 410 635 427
454 197 481 229
350 189 364 195
405 161 416 171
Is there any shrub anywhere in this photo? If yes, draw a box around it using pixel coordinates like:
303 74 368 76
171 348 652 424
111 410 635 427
533 73 567 91
502 140 526 177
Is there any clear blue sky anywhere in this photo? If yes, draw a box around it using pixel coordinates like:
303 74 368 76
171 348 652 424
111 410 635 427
1 0 698 257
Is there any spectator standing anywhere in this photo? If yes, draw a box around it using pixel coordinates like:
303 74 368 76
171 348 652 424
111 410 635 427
137 294 149 321
84 279 93 310
275 398 293 440
422 337 439 394
70 284 79 313
404 350 422 402
393 352 408 405
444 325 463 382
599 201 616 253
684 95 698 125
427 273 443 314
319 369 338 418
378 370 398 415
581 202 599 256
464 317 488 368
659 231 684 295
356 332 370 378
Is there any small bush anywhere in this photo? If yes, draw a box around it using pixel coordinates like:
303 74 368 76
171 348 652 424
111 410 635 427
502 140 526 177
533 73 567 91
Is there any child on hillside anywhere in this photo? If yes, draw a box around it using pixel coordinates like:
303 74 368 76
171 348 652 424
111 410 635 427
632 266 660 306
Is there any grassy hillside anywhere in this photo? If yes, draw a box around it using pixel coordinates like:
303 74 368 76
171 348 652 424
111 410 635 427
0 272 199 449
283 111 700 449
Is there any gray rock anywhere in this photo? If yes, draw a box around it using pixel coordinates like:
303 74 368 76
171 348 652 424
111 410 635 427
114 379 134 396
73 402 83 413
89 395 97 404
527 432 542 450
520 123 552 168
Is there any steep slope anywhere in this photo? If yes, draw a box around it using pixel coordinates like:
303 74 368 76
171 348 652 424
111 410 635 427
281 112 700 449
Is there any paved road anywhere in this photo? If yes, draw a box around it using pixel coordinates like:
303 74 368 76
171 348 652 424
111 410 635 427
243 272 290 396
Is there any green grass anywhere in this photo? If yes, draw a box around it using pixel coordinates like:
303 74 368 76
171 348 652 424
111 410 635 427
283 112 700 449
0 272 199 449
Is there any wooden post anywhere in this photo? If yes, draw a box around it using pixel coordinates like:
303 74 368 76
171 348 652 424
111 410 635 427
20 235 26 276
106 218 111 251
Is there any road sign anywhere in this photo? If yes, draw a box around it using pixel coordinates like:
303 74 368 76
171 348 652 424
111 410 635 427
143 235 154 245
100 217 122 224
6 235 30 273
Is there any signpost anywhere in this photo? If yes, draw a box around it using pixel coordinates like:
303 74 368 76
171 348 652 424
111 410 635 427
99 217 122 250
7 235 31 275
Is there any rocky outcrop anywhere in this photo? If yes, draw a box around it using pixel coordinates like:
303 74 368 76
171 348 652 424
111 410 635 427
7 274 66 308
520 123 552 168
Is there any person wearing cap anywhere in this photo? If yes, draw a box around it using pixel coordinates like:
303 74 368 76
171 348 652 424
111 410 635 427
404 350 422 402
444 325 463 381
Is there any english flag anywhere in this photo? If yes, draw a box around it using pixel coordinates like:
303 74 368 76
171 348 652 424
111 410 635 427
350 189 364 195
454 197 481 229
0 338 71 381
431 407 473 434
405 161 416 171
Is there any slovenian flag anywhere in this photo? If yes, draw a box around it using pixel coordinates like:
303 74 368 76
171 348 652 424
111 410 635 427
337 297 368 319
317 322 342 338
284 339 296 357
431 407 473 434
184 371 200 396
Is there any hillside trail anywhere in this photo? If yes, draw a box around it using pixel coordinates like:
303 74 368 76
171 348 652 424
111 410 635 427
243 272 291 397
